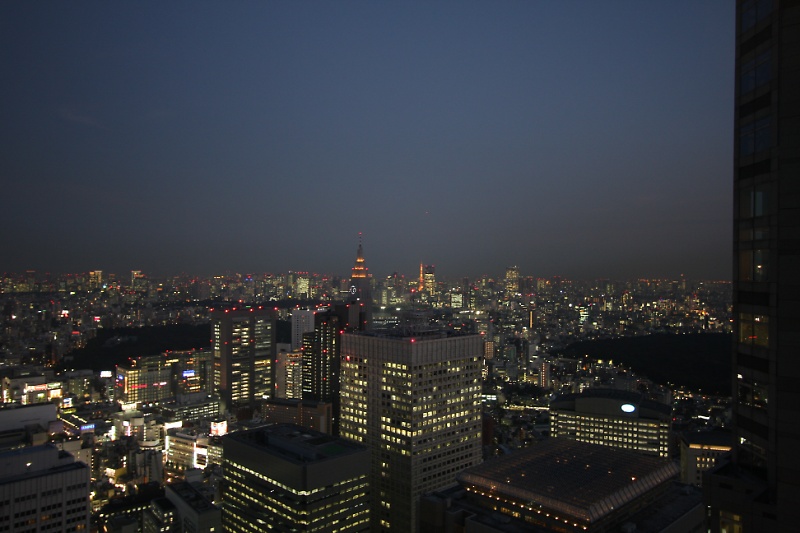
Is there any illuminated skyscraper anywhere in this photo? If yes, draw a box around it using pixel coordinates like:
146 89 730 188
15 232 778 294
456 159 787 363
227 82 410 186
275 348 303 400
88 270 102 290
705 2 800 530
222 423 370 532
422 264 436 297
211 307 275 410
340 328 483 532
504 265 520 294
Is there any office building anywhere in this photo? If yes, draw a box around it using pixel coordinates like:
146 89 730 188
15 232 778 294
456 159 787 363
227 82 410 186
115 356 174 407
291 309 316 351
173 349 214 396
550 388 672 458
340 328 483 532
302 303 366 434
221 423 370 532
704 2 800 530
275 348 303 400
261 398 333 434
142 497 177 533
680 431 732 487
159 393 221 423
113 350 212 409
97 484 165 532
211 307 275 409
504 266 519 294
165 429 208 473
0 444 91 532
164 481 221 532
89 270 103 290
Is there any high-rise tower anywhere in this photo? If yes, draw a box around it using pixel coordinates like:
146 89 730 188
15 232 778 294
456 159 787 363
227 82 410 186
222 424 370 532
704 2 800 531
211 307 275 411
340 327 483 532
348 236 372 329
302 302 366 435
504 265 520 295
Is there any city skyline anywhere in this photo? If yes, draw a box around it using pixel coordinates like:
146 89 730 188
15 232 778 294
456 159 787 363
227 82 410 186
1 2 734 279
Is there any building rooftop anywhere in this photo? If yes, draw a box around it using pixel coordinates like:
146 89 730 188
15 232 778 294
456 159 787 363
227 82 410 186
680 429 733 448
550 388 672 417
225 423 366 464
166 481 218 514
457 438 679 524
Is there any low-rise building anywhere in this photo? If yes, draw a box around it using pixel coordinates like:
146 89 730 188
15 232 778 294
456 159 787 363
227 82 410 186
550 388 672 458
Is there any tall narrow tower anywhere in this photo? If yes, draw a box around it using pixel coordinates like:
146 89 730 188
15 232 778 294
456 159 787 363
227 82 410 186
704 2 800 531
348 235 372 329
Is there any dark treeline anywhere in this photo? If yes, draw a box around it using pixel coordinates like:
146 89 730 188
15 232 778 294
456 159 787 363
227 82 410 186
61 324 211 371
555 333 732 395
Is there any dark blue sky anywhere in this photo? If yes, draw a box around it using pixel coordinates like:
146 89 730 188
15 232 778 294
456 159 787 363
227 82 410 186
1 2 734 280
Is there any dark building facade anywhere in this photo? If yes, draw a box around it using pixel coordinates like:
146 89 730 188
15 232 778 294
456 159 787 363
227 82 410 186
705 1 800 531
302 302 366 435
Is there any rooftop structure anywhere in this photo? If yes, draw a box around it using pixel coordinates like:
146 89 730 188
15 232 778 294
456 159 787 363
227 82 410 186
448 439 679 532
0 444 91 532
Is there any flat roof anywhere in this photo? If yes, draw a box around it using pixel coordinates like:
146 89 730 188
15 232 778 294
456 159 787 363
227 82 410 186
166 481 218 514
226 423 367 464
681 430 733 448
458 438 679 524
550 388 672 417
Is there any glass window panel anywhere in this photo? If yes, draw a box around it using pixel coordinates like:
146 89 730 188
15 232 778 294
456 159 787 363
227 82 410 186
753 187 767 216
753 117 771 152
739 226 754 241
741 59 757 94
740 52 771 95
753 249 768 281
739 250 754 281
753 315 769 347
740 187 754 217
740 122 756 155
755 57 771 87
741 0 756 31
739 313 754 344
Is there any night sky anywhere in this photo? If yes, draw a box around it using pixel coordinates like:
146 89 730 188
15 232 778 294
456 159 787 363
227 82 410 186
1 2 734 281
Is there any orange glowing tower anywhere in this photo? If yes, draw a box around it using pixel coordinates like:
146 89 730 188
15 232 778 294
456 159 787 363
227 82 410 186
348 234 372 329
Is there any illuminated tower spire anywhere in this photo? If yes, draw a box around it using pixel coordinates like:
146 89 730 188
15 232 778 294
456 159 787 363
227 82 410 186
351 233 367 282
348 233 372 329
